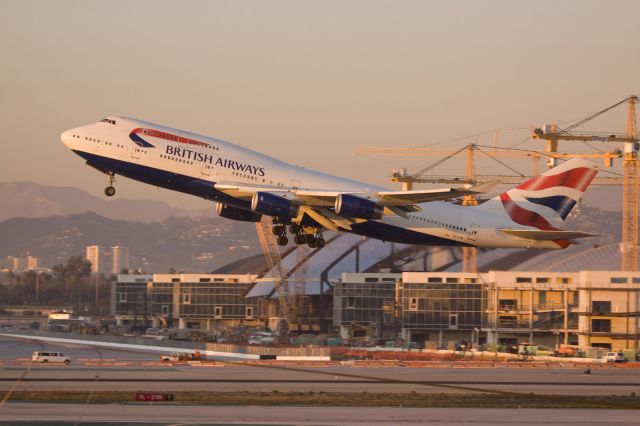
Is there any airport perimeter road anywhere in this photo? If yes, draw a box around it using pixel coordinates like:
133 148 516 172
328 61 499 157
2 364 640 395
1 403 639 425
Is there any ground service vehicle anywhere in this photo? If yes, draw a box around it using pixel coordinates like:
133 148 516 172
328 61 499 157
32 351 71 364
603 351 626 363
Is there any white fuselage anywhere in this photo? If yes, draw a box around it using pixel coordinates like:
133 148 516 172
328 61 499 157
60 116 565 249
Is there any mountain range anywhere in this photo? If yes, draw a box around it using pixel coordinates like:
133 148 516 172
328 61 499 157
0 181 198 223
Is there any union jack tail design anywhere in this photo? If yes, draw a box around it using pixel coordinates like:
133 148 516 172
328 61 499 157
478 158 598 230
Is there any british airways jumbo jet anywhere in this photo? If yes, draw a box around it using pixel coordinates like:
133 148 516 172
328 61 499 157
61 117 598 249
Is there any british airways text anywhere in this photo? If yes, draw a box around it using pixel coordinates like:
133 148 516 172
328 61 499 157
166 145 265 176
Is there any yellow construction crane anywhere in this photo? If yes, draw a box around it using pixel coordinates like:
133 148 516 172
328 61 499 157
255 217 293 338
532 95 639 271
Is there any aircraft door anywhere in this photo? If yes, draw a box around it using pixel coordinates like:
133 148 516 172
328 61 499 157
130 145 141 160
467 224 479 242
201 161 212 177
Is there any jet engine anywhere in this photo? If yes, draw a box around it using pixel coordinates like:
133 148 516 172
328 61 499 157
251 192 299 218
216 203 262 222
335 194 383 220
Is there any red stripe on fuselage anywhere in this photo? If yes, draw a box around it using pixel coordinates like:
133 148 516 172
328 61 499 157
516 167 597 192
500 193 570 248
131 128 209 147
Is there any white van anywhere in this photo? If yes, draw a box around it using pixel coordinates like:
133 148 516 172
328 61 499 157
32 351 71 364
603 351 626 363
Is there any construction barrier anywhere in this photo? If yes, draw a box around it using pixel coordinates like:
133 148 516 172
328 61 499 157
206 343 330 357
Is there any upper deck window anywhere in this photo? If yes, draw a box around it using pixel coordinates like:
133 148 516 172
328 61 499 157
100 118 116 125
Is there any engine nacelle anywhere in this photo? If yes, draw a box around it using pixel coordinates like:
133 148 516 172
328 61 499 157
335 194 383 220
251 192 299 218
216 203 262 222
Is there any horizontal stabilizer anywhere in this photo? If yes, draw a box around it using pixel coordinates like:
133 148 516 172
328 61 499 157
500 229 597 240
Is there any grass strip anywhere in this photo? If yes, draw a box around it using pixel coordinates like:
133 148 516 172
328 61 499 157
2 391 640 409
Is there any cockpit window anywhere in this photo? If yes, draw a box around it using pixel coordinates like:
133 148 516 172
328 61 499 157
100 118 116 125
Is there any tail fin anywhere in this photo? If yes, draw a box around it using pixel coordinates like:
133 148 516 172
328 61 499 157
476 158 598 228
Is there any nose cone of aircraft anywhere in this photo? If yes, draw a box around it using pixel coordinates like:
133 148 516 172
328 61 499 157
60 129 74 148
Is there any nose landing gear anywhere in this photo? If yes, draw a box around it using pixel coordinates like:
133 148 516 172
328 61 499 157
104 173 116 197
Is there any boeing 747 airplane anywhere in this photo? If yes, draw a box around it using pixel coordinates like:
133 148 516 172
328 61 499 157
61 117 598 249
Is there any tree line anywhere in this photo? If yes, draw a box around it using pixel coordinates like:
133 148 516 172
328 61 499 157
0 256 116 315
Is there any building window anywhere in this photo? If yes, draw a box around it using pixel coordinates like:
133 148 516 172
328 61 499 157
536 277 550 283
516 277 532 283
610 277 628 284
592 301 611 314
499 299 517 310
119 293 126 302
409 297 418 311
591 319 611 332
182 293 191 304
171 278 180 283
557 277 572 284
199 278 211 283
538 291 547 306
245 307 254 319
214 306 222 318
161 305 169 315
364 277 378 283
449 314 458 329
427 277 442 283
347 297 356 309
632 277 640 284
446 277 459 283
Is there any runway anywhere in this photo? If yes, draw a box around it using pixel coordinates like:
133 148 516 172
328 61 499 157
2 403 639 425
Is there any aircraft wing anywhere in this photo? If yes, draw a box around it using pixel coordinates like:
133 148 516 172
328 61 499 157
499 229 597 240
214 181 496 209
375 181 498 205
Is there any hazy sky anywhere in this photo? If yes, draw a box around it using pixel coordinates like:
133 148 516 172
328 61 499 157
1 0 639 210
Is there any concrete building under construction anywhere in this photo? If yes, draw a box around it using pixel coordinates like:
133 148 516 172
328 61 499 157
113 269 640 352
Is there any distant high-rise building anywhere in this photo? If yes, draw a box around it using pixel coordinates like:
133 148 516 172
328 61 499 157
0 257 14 270
26 256 39 270
12 257 27 271
86 245 107 274
112 246 130 274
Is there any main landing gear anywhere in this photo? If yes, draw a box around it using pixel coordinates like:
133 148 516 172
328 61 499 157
104 173 116 197
271 221 325 248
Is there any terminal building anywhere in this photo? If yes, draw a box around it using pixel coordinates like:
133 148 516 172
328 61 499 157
335 270 640 351
113 270 640 351
112 274 260 330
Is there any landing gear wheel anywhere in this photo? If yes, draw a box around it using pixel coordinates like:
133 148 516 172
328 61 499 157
104 186 116 197
272 225 285 236
294 233 306 245
289 223 301 235
316 237 326 248
277 235 289 246
307 238 318 248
